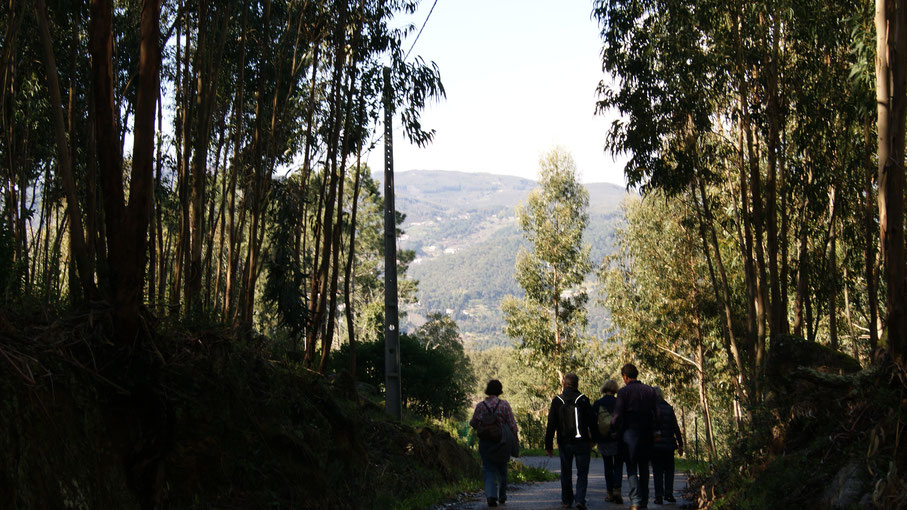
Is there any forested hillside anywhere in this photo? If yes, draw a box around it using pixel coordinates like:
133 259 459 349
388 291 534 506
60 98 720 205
382 170 627 348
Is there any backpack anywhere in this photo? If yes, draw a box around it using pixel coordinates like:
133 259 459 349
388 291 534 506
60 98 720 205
475 401 502 442
596 405 613 438
556 393 586 440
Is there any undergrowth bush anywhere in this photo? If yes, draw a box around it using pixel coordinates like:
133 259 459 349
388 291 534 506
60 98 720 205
0 308 481 509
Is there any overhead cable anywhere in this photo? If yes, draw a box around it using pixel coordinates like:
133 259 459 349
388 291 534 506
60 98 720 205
404 0 440 61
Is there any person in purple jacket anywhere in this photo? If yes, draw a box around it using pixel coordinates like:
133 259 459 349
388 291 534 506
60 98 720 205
611 363 659 510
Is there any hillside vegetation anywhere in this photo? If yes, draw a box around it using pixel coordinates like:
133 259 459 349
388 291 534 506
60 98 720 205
0 308 479 509
382 170 628 348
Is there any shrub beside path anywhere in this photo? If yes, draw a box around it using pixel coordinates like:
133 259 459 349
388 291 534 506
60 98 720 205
444 456 690 510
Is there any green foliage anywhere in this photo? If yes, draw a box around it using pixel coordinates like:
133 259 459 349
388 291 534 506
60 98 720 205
603 195 717 391
263 178 308 344
332 314 475 419
675 457 709 475
508 458 559 483
503 148 592 385
389 477 482 510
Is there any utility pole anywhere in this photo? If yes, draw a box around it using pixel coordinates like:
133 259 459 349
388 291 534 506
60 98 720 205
382 66 402 420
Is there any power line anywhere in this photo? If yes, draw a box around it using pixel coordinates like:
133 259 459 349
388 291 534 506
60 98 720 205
404 0 440 61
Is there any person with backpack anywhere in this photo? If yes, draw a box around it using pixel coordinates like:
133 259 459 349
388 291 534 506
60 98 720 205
611 363 659 510
592 379 623 504
651 386 683 504
545 373 595 510
469 379 519 508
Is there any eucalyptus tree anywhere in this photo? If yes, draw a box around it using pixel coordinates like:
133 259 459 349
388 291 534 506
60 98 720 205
592 0 881 408
1 0 443 376
603 193 723 460
875 0 907 365
87 0 162 341
502 148 591 387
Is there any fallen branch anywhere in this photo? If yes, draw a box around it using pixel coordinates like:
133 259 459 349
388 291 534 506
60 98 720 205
0 344 37 385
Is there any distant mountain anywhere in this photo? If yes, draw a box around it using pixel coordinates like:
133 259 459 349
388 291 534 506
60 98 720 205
377 170 629 350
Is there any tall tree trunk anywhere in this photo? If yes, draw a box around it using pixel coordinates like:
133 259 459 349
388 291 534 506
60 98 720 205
765 12 783 338
240 0 273 328
779 123 791 335
792 171 812 337
188 2 230 314
306 3 348 365
33 0 96 299
170 0 187 312
692 177 749 418
344 106 365 374
878 0 907 365
827 194 839 351
843 262 860 362
320 10 363 373
695 329 717 461
89 0 161 341
690 254 717 460
864 119 880 353
203 119 226 309
223 2 248 319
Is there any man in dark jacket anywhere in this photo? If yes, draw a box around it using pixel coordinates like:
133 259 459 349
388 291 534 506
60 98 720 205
545 373 595 510
651 386 683 504
611 363 659 510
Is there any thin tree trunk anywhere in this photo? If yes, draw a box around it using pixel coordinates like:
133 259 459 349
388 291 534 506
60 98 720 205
223 1 248 319
203 116 227 309
690 252 717 460
189 2 230 314
34 0 96 298
320 10 362 373
828 206 839 351
864 119 880 353
843 262 860 362
170 0 187 312
344 107 365 375
240 0 273 327
779 125 791 335
306 4 348 365
765 11 783 338
792 170 812 337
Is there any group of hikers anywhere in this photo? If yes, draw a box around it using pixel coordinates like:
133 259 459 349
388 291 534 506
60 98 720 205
469 363 683 510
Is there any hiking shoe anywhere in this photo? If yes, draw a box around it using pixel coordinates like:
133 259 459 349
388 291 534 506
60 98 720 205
664 495 676 503
487 497 498 507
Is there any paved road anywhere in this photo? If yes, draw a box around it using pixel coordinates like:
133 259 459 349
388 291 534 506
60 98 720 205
446 456 689 510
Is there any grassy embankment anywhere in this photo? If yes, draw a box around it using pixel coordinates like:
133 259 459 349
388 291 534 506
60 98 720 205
0 306 491 509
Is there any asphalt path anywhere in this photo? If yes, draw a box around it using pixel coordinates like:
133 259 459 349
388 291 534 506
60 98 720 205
445 456 690 510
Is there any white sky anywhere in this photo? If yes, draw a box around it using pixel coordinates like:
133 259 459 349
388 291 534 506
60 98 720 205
366 0 628 186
